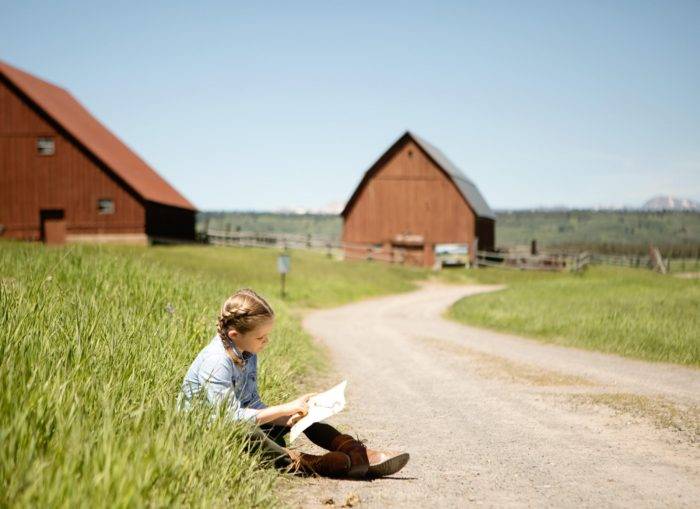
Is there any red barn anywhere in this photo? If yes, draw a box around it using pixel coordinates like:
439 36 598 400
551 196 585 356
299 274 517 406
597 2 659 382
342 131 495 266
0 60 196 245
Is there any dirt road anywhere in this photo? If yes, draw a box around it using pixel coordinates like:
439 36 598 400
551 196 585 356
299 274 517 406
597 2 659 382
287 283 700 508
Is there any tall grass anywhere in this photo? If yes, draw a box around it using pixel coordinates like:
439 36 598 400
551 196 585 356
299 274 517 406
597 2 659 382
447 266 700 366
0 242 426 507
0 244 282 506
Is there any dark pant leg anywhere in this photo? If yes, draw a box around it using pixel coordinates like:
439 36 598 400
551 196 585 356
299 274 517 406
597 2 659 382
258 422 343 450
259 424 290 448
254 421 343 454
248 425 293 470
303 422 343 450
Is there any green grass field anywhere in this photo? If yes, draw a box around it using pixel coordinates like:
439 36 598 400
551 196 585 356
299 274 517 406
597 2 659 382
3 240 698 507
446 266 700 366
137 245 426 309
0 242 425 508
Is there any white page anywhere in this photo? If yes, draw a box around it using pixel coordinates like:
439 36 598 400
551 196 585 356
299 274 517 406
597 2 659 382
289 380 347 442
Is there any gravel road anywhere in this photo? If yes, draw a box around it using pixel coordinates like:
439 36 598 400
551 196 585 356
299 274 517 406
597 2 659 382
286 283 700 508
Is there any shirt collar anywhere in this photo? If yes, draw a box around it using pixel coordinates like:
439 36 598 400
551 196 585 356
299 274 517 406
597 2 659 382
225 336 254 362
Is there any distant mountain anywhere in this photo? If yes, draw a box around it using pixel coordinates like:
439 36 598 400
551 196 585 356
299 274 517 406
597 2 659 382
272 200 345 215
642 195 699 211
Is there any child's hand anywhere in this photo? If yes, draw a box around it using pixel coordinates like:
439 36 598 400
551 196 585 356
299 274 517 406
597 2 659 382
285 411 305 427
285 392 317 416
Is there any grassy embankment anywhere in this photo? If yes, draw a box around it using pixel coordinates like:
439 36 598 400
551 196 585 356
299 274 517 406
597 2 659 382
445 265 700 367
495 210 700 254
0 242 425 508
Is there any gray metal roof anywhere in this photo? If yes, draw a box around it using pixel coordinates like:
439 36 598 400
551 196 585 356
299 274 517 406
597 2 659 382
409 132 496 219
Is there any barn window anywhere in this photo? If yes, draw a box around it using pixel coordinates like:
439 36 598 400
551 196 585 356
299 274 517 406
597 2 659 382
97 199 115 215
407 150 413 158
37 137 55 156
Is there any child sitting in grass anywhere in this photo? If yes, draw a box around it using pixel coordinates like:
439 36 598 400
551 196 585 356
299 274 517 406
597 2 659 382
179 288 409 478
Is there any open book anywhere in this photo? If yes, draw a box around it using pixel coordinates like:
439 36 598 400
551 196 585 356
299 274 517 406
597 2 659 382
289 380 347 442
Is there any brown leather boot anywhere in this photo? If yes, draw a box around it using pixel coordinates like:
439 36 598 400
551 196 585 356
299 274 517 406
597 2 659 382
329 434 370 478
291 450 351 478
366 449 410 478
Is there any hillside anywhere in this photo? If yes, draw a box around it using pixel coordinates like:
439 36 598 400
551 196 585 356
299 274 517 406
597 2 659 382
495 210 700 253
199 211 341 238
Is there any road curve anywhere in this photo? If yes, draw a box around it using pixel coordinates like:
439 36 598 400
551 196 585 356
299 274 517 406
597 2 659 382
288 283 700 508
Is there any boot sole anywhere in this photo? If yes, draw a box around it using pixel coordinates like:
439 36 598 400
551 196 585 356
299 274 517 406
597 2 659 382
367 452 410 478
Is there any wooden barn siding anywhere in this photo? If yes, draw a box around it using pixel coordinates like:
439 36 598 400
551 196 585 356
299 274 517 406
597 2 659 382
342 140 476 245
0 77 145 239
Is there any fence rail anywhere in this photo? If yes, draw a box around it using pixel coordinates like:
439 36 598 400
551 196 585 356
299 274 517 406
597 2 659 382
589 253 652 268
206 230 403 262
475 250 590 272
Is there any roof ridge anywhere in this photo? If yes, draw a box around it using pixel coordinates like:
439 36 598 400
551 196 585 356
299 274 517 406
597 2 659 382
342 131 495 219
407 131 474 179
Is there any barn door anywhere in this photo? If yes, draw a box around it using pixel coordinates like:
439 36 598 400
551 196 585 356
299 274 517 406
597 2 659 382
40 209 66 245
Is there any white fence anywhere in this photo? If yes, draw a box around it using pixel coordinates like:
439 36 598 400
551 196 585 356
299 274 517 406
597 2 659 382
204 230 687 274
207 229 339 251
475 250 591 272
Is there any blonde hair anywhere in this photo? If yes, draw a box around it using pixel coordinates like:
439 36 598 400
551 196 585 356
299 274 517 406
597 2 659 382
217 288 274 366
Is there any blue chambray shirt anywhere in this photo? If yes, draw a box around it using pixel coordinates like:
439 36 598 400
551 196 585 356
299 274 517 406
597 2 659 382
178 335 266 422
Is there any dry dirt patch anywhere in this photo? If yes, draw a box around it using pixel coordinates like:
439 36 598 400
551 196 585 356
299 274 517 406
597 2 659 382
675 272 700 279
418 336 595 387
566 392 700 444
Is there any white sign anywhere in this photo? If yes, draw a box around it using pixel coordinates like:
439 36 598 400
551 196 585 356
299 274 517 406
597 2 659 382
435 243 469 266
289 380 347 442
277 254 291 274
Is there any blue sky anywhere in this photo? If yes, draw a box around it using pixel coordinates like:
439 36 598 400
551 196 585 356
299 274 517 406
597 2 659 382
2 1 699 211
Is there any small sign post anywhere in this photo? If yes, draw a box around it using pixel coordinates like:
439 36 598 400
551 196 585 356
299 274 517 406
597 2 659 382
277 251 291 298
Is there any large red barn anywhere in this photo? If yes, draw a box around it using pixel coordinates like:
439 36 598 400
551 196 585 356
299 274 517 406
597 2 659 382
342 131 495 266
0 60 196 244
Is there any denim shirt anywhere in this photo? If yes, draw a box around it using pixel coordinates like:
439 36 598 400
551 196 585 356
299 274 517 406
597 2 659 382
178 335 266 422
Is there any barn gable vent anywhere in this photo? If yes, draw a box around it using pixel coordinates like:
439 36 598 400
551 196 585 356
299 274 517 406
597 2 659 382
97 199 115 215
37 137 55 156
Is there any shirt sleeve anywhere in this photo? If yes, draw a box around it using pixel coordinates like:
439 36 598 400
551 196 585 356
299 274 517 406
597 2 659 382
199 354 260 423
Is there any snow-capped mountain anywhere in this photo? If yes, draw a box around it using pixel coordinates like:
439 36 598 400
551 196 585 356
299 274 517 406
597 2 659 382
642 195 699 211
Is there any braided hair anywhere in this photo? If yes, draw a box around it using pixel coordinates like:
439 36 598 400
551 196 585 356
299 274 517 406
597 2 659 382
217 288 274 367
